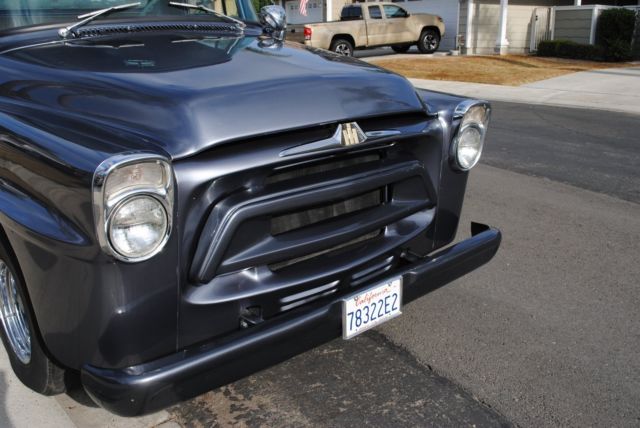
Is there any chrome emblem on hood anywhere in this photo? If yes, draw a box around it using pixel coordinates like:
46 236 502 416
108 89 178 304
279 122 400 157
340 122 367 146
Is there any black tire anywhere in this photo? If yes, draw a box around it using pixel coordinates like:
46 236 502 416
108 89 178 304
330 38 354 57
0 238 66 396
417 29 440 54
391 45 411 54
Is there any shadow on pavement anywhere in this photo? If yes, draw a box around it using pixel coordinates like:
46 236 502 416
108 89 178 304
169 331 511 427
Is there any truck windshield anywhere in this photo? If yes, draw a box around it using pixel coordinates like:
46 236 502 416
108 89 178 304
0 0 258 33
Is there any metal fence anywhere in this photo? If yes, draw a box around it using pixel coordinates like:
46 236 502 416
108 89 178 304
529 7 552 53
533 5 640 54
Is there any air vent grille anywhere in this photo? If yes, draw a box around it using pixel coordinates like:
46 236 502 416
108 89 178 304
77 22 241 37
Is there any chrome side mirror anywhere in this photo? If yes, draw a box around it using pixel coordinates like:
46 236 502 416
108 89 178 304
259 5 286 41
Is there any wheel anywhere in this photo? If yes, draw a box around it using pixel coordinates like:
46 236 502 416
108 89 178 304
391 45 411 54
417 29 440 54
330 38 354 57
0 240 66 395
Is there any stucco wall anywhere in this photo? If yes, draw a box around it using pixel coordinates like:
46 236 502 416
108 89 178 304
553 8 593 44
460 0 574 55
328 0 352 21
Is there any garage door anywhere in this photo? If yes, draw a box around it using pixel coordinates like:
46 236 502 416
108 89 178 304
392 0 458 51
285 0 324 24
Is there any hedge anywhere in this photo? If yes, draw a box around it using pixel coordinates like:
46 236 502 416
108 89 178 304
537 8 637 62
537 40 605 61
596 8 636 61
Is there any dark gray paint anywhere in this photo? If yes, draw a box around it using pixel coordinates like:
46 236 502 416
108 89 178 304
0 21 476 373
0 15 501 417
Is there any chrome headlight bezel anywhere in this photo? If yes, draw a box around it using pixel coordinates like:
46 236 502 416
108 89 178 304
93 153 174 263
451 100 491 171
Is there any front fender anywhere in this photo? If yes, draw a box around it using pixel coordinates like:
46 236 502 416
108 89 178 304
0 110 179 370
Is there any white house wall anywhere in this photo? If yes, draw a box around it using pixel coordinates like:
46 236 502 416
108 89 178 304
461 0 574 55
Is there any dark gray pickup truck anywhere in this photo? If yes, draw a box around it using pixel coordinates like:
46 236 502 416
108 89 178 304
0 0 500 416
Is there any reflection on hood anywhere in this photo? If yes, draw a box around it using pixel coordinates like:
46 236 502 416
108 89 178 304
0 33 424 158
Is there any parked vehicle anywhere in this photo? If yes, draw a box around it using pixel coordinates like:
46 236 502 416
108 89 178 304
301 2 445 56
0 0 499 417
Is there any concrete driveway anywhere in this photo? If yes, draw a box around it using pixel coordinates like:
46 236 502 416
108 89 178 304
408 66 640 115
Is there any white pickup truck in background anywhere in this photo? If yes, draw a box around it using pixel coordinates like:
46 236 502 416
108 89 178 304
287 3 445 56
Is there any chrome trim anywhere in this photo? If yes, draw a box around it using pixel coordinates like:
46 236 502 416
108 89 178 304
279 123 398 157
451 100 491 171
453 99 490 120
365 130 401 139
259 5 287 41
0 40 67 55
169 1 246 29
0 260 31 364
92 153 174 263
58 2 141 39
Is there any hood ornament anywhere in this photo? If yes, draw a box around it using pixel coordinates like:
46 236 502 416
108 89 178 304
280 122 401 157
259 5 287 42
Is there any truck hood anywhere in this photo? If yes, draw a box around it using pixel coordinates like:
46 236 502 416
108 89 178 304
0 32 425 159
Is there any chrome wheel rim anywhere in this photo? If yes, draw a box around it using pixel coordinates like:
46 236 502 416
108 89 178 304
334 43 351 56
0 260 31 364
423 34 438 51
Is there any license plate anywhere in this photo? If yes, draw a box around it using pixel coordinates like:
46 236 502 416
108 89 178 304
342 277 402 339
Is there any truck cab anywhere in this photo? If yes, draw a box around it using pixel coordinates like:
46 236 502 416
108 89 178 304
301 2 445 56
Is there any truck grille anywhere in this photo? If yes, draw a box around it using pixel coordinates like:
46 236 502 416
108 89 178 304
269 229 382 271
271 189 382 236
191 154 433 281
186 116 439 322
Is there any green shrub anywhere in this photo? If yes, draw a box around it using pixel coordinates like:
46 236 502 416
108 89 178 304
538 8 636 62
596 8 636 47
537 40 604 61
603 39 633 62
536 40 563 57
596 8 636 61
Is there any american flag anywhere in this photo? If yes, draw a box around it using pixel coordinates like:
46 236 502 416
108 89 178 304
299 0 309 16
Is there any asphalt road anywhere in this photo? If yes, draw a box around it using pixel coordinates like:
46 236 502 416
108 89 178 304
382 103 640 427
483 102 640 204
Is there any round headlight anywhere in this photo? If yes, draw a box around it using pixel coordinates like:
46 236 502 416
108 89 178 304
108 195 169 260
455 124 484 170
452 103 490 171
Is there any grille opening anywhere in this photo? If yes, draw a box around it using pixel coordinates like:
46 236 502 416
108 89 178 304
266 153 381 186
77 22 240 37
269 229 382 272
271 188 383 236
279 281 340 312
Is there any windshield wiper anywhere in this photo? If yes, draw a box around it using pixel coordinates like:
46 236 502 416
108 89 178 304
168 2 245 30
58 2 142 39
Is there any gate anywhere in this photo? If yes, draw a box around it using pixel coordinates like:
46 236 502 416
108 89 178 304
530 7 552 53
